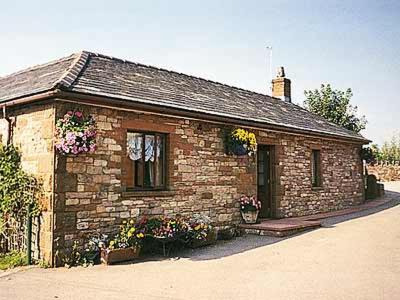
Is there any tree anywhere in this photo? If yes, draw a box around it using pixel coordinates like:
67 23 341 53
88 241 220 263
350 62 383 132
304 84 367 133
380 134 400 162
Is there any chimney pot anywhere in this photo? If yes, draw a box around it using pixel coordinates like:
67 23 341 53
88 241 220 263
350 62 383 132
272 67 291 102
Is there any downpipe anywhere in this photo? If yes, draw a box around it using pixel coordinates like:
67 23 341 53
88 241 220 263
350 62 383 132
1 104 12 145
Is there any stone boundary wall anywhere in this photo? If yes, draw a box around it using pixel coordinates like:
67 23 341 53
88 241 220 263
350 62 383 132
367 164 400 182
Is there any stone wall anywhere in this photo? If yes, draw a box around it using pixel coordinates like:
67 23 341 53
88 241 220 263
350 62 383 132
259 134 364 217
7 103 55 263
53 101 364 259
53 102 255 260
367 164 400 182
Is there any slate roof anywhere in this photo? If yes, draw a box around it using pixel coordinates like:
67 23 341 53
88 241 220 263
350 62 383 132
0 51 368 142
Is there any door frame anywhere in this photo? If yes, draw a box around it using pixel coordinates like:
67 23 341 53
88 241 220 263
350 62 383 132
257 144 277 218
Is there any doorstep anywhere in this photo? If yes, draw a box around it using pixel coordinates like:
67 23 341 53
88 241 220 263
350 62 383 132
239 219 321 237
239 191 398 237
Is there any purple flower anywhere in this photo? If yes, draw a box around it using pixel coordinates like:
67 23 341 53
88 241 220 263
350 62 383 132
71 146 79 155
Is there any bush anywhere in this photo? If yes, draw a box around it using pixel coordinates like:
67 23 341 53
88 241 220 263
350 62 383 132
0 144 41 224
0 251 27 270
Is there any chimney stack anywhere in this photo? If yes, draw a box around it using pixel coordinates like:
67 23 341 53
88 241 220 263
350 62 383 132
272 67 291 102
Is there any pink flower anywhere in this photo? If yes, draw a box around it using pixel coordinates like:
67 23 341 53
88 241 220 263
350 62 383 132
89 144 97 153
75 111 83 118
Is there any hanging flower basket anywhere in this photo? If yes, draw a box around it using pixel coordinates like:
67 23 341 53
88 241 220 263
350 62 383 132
55 111 97 155
225 128 257 156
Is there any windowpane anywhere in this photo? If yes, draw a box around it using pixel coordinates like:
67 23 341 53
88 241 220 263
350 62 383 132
258 173 264 185
155 135 164 187
258 162 264 173
144 135 155 187
311 150 321 187
126 131 166 189
127 132 143 187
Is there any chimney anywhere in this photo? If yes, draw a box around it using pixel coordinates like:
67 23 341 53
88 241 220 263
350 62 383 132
272 66 291 102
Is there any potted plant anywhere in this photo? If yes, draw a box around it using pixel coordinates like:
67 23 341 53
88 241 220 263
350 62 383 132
147 216 190 256
225 128 257 156
186 214 216 248
239 195 261 224
101 220 145 265
82 234 108 266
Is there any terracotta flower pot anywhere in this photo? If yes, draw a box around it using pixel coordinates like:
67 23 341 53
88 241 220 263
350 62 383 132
101 246 141 265
241 210 259 224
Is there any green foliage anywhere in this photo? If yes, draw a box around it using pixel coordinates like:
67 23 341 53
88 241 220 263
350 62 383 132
304 84 367 133
0 251 27 270
361 144 380 164
62 241 82 268
38 259 51 269
378 134 400 162
57 236 104 268
0 144 41 223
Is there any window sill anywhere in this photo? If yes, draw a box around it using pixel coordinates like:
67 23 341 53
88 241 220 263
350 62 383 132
311 186 324 191
122 189 176 198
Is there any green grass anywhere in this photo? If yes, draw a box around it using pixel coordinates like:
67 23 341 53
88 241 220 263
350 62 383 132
0 251 27 271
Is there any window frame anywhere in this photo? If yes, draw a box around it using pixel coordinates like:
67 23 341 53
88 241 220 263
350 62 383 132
311 149 322 188
125 130 168 191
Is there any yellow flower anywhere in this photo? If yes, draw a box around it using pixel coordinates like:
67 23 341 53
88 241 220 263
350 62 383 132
194 225 201 231
129 220 134 225
137 233 144 238
129 227 136 234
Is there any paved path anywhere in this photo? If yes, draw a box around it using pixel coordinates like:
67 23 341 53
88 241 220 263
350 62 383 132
1 182 400 300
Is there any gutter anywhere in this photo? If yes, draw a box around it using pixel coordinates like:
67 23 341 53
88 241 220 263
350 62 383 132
55 90 371 145
1 89 370 145
1 91 58 144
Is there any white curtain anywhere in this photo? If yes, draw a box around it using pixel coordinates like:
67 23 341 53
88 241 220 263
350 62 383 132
127 134 159 162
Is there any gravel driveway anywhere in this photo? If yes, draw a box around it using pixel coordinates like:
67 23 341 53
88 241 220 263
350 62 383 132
1 182 400 300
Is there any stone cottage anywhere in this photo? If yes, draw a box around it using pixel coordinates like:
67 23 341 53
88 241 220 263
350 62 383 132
0 51 369 265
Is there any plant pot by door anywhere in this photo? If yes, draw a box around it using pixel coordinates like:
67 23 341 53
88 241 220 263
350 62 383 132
241 210 259 224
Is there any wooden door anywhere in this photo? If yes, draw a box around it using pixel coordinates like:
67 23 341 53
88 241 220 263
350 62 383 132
257 145 273 218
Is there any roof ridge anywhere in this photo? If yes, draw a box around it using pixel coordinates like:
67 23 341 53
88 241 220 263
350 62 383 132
0 53 77 80
54 51 90 89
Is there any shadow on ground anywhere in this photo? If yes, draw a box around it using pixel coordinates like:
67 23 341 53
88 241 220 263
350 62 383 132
182 190 400 261
119 188 400 265
323 191 400 227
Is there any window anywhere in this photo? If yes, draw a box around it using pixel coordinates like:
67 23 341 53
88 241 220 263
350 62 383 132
126 132 166 189
311 149 322 187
